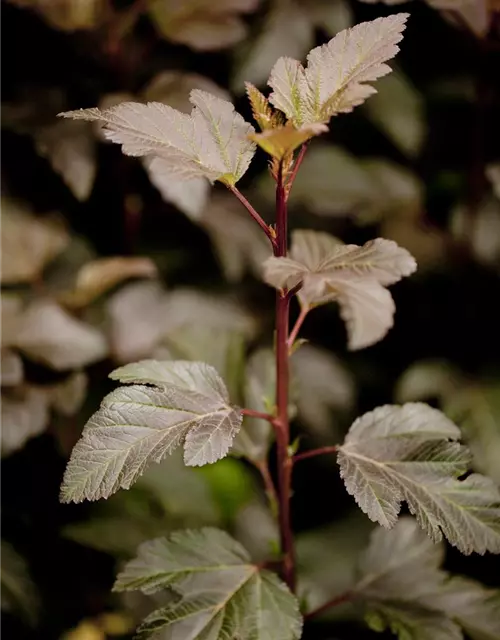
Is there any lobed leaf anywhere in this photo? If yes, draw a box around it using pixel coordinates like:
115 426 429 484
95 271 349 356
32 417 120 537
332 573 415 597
59 90 256 186
337 403 500 554
262 230 416 349
114 527 302 639
268 14 409 126
60 361 243 503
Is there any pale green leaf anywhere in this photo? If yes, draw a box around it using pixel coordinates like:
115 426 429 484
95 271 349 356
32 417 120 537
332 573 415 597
50 371 88 416
114 528 302 640
146 163 210 221
1 349 24 387
60 361 243 502
395 360 463 405
199 193 272 283
451 198 500 267
59 90 256 186
1 540 39 625
232 349 275 462
12 299 108 370
363 70 425 157
338 403 500 553
262 230 416 349
35 119 96 201
147 0 259 51
1 198 69 285
232 1 314 93
1 387 50 457
268 14 409 126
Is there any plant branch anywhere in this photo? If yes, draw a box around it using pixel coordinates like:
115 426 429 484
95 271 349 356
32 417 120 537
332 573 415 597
287 306 309 352
227 185 278 251
274 162 296 591
241 408 276 423
293 446 338 464
305 591 354 620
255 460 279 517
285 143 308 199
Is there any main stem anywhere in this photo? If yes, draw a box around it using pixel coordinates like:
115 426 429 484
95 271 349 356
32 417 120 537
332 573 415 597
275 166 295 592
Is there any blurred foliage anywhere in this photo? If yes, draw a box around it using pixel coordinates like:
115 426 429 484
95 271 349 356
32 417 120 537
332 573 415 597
1 0 500 638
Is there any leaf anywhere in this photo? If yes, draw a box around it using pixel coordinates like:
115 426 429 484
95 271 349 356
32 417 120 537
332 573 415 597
114 528 302 639
35 119 96 201
7 0 107 31
232 1 314 93
1 540 39 625
147 0 260 51
355 517 500 640
61 257 158 308
292 344 354 435
363 70 426 157
487 163 500 200
199 192 272 282
60 360 243 503
395 359 463 405
1 198 69 285
141 72 230 219
59 90 256 186
268 14 409 126
1 349 24 387
107 281 168 363
337 403 500 554
451 198 500 267
262 230 416 349
12 299 108 371
232 349 275 463
249 123 328 160
1 387 50 457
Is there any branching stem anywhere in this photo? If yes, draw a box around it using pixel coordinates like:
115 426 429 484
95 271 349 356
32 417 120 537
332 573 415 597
227 185 278 251
293 446 338 464
241 408 276 423
287 306 309 352
305 591 353 619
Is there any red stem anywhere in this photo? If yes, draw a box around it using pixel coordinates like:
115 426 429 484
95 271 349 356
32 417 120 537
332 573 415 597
274 164 295 591
305 591 353 619
241 408 276 423
287 306 309 352
285 143 308 199
293 446 338 464
227 185 278 251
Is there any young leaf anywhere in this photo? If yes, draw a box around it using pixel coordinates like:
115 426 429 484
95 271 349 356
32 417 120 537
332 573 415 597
262 230 416 349
1 540 39 625
249 123 328 160
245 83 279 131
59 90 256 186
60 361 243 503
268 14 409 126
1 198 69 285
356 517 500 640
12 299 108 371
337 403 500 554
114 528 302 639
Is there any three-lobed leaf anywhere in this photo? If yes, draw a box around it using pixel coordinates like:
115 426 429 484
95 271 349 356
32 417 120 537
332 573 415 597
268 14 409 126
263 230 416 349
59 90 256 186
60 360 243 503
355 517 500 640
337 403 500 554
114 527 302 639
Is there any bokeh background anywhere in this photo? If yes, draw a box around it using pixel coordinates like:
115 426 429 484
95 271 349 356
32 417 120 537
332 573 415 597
2 1 500 639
